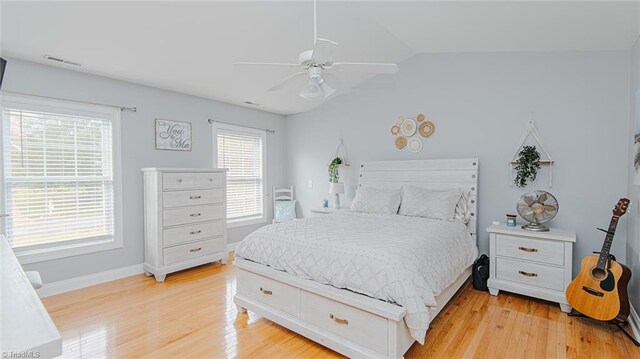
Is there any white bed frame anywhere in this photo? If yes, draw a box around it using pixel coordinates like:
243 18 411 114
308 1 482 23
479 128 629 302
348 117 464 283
234 158 479 359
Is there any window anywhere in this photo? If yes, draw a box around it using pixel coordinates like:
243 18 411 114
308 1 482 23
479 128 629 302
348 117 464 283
1 94 122 263
214 123 266 227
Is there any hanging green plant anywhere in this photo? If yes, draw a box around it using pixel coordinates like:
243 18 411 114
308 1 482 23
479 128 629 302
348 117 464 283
514 145 541 188
328 157 342 183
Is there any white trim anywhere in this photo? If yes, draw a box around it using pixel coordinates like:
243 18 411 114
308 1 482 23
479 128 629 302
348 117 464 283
37 264 144 298
227 241 240 252
212 121 268 226
37 242 239 298
629 304 640 342
0 93 124 263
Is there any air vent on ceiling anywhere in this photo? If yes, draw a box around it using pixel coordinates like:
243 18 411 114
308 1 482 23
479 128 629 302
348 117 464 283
42 55 82 67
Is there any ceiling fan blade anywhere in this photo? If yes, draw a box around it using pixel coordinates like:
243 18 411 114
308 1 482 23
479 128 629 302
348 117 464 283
234 62 300 68
268 72 307 92
329 62 399 74
312 38 338 64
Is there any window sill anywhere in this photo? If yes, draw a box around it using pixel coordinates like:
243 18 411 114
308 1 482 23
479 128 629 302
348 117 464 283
14 237 123 264
227 217 267 229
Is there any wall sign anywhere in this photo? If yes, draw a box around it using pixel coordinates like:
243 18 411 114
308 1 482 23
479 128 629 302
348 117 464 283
155 119 192 151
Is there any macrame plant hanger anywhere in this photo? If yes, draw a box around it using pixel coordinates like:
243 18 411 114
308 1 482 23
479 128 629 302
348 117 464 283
509 114 554 187
329 137 350 167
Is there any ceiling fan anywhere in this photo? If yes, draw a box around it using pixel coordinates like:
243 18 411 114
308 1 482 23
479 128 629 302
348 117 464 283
234 0 399 100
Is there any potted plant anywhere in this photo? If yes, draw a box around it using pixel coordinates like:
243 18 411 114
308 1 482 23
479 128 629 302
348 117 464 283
328 157 342 183
514 145 541 188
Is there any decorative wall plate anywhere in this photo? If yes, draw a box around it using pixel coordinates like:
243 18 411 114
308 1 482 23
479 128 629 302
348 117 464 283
417 114 425 122
400 118 417 136
390 124 400 135
408 138 423 153
419 121 435 138
395 136 408 149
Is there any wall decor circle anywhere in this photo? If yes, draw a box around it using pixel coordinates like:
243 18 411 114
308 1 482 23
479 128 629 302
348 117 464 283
417 113 425 122
390 124 400 135
418 121 436 138
408 138 423 153
400 118 417 136
395 136 408 149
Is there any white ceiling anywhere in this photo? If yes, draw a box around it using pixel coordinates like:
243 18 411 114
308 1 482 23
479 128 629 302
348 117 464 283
1 1 639 115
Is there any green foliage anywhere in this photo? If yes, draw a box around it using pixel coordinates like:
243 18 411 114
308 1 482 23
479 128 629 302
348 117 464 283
328 157 342 183
514 145 541 188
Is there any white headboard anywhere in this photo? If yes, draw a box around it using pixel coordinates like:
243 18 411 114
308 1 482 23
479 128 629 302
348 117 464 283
357 158 479 238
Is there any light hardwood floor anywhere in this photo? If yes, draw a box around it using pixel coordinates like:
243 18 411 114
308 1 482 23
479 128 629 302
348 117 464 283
43 257 640 358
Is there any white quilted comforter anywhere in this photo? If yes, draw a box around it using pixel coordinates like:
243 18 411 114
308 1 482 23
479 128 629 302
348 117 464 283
235 212 478 344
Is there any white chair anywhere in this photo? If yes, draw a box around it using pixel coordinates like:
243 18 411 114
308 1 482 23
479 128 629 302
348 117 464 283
273 186 297 223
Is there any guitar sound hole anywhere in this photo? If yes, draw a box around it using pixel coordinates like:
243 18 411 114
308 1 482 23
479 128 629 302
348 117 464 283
591 267 607 280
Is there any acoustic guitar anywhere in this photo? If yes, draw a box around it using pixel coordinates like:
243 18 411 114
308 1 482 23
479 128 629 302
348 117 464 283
566 198 631 322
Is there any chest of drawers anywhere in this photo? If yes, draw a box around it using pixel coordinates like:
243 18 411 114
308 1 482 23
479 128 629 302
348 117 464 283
487 224 575 313
142 168 228 282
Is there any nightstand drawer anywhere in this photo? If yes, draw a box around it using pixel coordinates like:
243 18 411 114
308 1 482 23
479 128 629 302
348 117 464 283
496 234 564 266
496 257 565 291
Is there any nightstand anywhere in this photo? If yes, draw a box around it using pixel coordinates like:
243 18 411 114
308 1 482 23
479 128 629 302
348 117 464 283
486 224 576 313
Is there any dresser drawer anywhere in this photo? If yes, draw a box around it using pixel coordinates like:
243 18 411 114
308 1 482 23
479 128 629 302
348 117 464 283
194 173 224 189
496 234 564 266
163 221 225 247
163 205 224 227
163 237 226 265
300 291 388 355
236 270 299 317
163 189 223 208
163 173 195 190
496 257 565 292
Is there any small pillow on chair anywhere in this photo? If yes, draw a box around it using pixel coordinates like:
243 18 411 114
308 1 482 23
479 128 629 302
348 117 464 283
274 200 297 222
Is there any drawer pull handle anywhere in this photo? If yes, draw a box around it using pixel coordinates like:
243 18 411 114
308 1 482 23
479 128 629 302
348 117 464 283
190 230 202 235
259 287 272 295
177 178 183 183
190 195 202 200
329 314 349 325
518 270 538 277
518 246 538 253
190 213 202 217
190 247 202 253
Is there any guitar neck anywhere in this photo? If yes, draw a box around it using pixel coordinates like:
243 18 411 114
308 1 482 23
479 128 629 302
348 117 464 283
597 216 620 267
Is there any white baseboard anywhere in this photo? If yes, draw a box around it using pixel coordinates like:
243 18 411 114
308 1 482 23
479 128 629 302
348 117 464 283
629 304 640 342
227 241 239 252
38 242 239 298
38 263 144 298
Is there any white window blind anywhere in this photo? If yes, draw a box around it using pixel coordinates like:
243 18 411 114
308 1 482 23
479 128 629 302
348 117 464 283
2 106 115 249
216 129 265 222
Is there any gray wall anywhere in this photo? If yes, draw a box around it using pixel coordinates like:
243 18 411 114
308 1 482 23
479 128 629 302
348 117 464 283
2 58 287 282
287 51 630 276
627 39 640 313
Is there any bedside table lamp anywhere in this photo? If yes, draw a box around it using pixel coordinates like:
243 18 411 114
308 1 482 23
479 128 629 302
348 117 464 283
329 182 345 209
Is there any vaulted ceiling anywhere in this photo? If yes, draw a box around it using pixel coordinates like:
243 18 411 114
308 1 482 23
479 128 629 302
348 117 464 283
1 1 639 115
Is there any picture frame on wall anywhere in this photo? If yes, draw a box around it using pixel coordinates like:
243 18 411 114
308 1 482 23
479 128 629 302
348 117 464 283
155 119 192 151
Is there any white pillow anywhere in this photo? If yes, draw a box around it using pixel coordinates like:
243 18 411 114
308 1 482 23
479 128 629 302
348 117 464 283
399 186 462 220
350 187 402 215
454 190 472 224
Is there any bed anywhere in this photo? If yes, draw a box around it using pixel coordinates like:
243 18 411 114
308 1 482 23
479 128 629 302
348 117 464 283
234 158 479 358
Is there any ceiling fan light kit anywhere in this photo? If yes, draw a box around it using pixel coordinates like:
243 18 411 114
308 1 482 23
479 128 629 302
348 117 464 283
234 0 398 101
